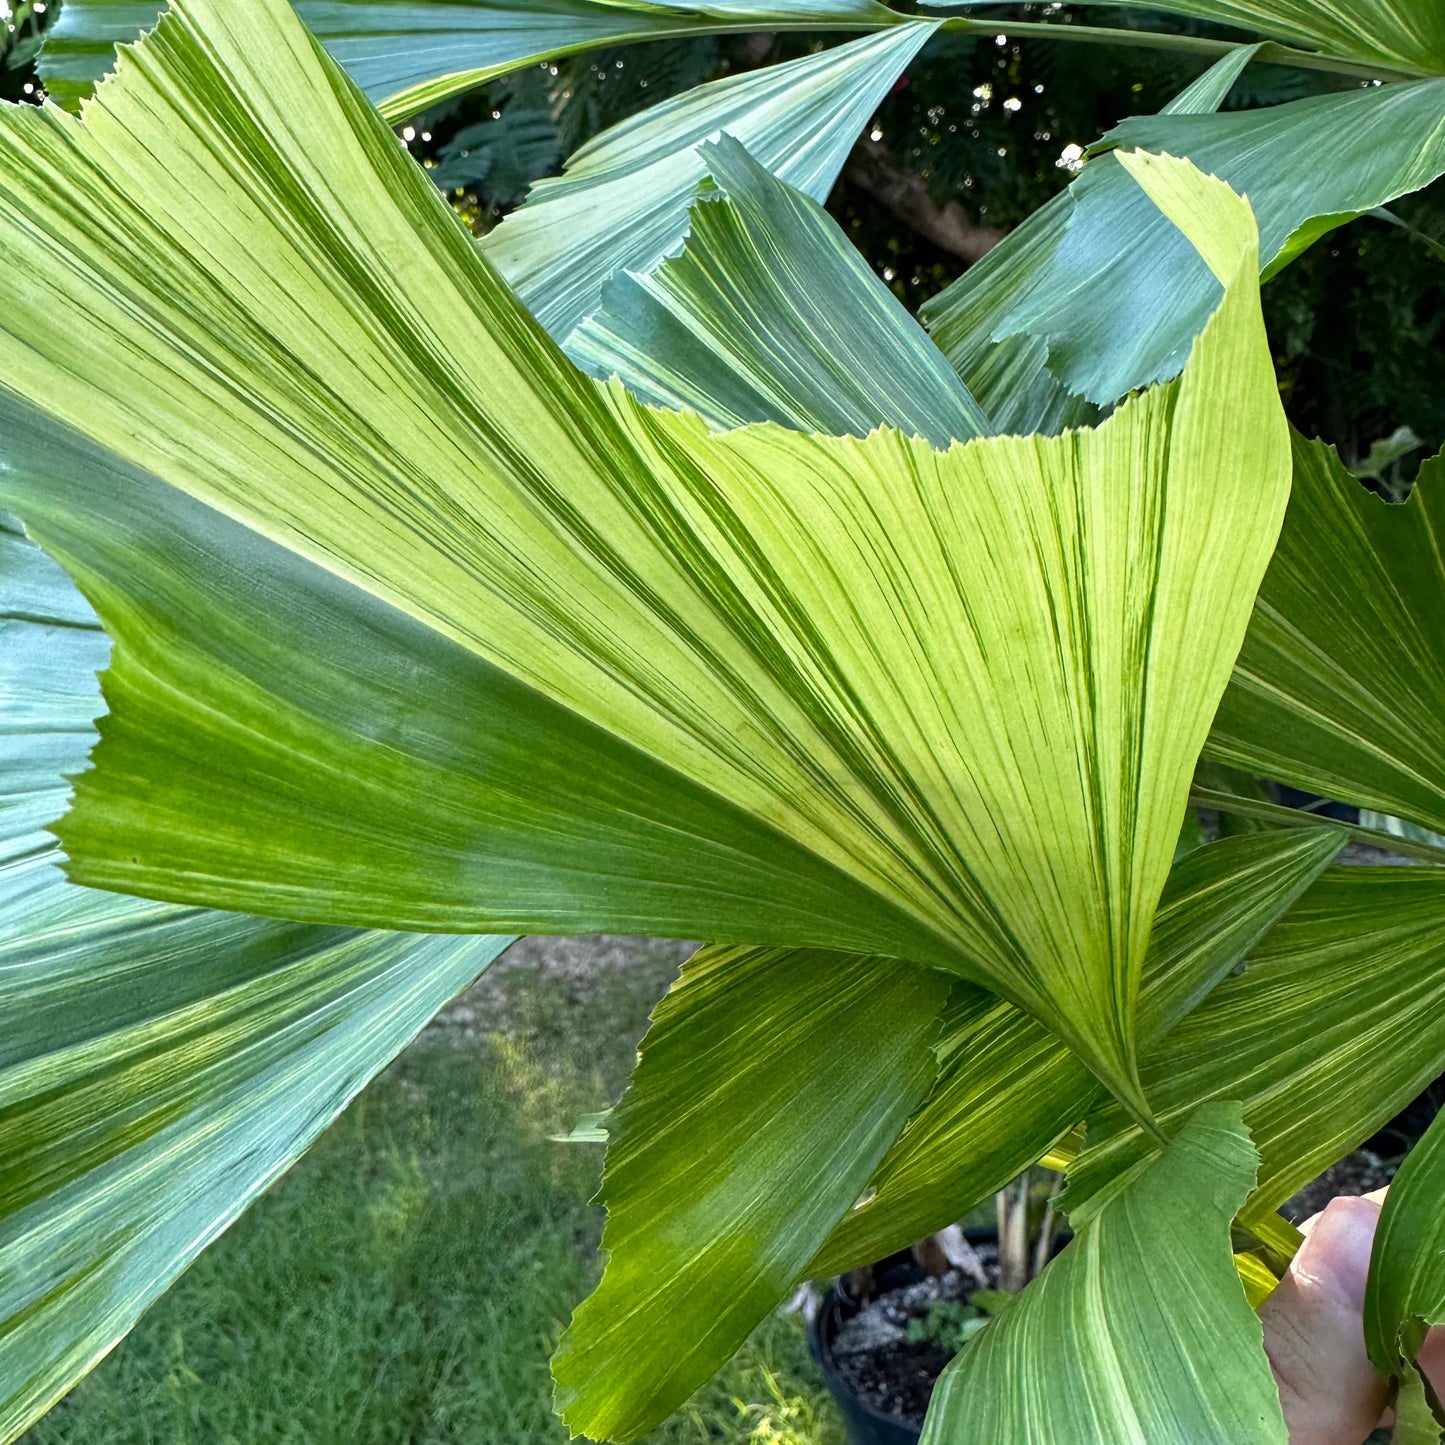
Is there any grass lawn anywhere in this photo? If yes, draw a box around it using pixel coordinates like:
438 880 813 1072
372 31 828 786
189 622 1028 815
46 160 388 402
26 940 843 1445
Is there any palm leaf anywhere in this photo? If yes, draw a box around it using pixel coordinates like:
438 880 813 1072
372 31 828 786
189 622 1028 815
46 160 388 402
1365 1100 1445 1438
0 0 1290 1113
551 943 950 1440
480 24 937 340
809 827 1343 1275
924 76 1445 409
1066 866 1445 1231
918 45 1256 435
0 525 511 1444
919 1104 1287 1445
1211 439 1445 837
570 135 992 443
552 828 1339 1435
38 0 903 119
999 0 1444 75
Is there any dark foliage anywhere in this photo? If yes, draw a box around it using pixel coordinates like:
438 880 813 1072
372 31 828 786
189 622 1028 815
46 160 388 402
0 1 48 104
1265 180 1445 473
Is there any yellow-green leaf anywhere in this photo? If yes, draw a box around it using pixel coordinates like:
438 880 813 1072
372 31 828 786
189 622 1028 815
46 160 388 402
809 826 1344 1275
552 944 951 1440
1067 866 1445 1227
0 0 1290 1113
919 1103 1287 1445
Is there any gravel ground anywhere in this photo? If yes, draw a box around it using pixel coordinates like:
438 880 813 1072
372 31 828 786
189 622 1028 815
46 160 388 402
1283 1149 1398 1223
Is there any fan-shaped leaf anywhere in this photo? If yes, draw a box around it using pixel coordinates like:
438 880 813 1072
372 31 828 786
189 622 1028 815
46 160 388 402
1366 1101 1445 1438
0 0 1290 1111
0 526 510 1444
925 77 1445 410
1066 867 1445 1231
809 826 1344 1275
481 24 938 339
996 0 1444 75
1211 439 1445 838
552 828 1339 1437
918 46 1255 435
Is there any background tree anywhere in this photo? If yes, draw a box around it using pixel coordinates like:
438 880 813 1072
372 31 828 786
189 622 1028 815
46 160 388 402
0 1 46 103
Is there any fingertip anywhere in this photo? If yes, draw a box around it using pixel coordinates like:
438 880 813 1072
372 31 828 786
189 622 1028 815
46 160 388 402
1293 1196 1383 1314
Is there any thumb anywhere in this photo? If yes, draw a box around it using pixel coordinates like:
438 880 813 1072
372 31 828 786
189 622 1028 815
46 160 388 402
1257 1195 1390 1445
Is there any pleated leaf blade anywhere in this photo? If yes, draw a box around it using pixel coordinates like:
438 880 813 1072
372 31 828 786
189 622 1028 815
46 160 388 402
0 526 511 1445
1366 1100 1445 1438
999 0 1445 75
480 23 938 340
809 826 1344 1275
1211 439 1445 838
919 1103 1287 1445
924 76 1445 409
551 943 951 1441
916 47 1249 437
0 0 1289 1111
38 0 903 119
570 135 991 444
1066 866 1445 1229
549 827 1339 1437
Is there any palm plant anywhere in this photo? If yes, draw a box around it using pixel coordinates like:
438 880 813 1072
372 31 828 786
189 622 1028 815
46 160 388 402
1 1 1445 1441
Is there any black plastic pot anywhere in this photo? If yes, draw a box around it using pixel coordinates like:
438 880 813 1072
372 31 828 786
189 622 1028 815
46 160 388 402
808 1255 926 1445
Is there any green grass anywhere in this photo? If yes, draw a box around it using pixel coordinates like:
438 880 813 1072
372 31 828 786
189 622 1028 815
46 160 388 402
26 945 843 1445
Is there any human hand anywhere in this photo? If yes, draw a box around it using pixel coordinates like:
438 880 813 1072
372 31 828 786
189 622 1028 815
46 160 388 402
1258 1190 1445 1445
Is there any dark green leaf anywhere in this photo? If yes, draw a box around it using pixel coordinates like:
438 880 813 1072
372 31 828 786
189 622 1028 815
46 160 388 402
917 45 1257 435
920 193 1096 438
482 24 937 340
1027 1 1444 75
925 78 1445 409
1367 1101 1445 1375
